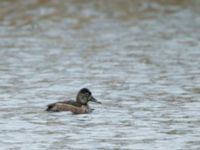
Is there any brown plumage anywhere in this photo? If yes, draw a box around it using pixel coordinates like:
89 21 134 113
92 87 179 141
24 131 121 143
46 88 101 114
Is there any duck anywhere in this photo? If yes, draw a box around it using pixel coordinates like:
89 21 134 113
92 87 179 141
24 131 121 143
46 88 101 114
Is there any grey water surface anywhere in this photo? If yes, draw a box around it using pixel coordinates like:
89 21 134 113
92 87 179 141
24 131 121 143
0 0 200 149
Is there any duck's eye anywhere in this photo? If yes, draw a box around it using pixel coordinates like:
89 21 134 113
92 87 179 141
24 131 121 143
85 93 90 97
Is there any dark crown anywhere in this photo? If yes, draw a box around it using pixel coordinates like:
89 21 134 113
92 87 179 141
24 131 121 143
79 88 91 95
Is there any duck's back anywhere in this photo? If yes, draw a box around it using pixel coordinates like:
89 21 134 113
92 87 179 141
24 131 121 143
46 100 89 114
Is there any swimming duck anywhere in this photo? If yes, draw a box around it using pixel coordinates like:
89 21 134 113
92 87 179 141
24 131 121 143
46 88 101 114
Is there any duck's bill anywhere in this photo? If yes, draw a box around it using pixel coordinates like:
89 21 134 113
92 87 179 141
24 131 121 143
90 96 101 104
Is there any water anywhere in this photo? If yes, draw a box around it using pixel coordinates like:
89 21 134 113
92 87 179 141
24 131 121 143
0 0 200 149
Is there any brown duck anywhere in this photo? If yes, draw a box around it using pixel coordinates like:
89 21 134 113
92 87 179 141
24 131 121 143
46 88 101 114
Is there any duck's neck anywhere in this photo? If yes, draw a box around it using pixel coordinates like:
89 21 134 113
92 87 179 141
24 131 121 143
76 98 88 106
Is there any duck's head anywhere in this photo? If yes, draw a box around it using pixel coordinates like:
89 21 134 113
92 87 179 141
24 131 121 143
76 88 101 105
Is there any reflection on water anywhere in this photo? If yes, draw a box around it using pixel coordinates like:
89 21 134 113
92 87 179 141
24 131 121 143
0 0 200 149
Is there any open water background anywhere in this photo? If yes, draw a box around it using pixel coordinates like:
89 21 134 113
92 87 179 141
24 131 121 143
0 0 200 149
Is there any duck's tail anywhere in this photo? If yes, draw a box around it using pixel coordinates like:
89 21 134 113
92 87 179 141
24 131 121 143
46 103 55 111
